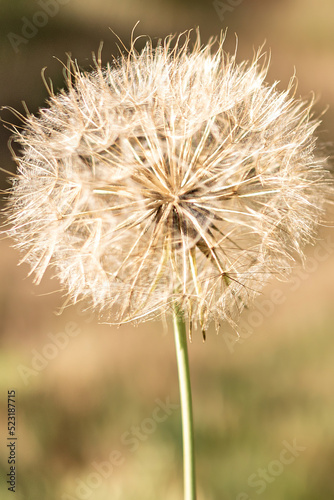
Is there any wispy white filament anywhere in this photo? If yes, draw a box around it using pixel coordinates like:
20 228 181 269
4 30 331 334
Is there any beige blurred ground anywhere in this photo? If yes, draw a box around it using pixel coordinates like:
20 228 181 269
0 1 334 499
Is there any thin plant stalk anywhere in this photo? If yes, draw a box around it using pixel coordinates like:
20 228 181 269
173 308 196 500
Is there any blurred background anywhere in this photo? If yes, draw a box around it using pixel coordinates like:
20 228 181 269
0 0 334 499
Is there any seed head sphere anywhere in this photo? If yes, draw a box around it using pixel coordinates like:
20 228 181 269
5 31 331 333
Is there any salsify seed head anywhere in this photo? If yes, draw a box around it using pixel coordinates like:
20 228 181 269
3 30 332 334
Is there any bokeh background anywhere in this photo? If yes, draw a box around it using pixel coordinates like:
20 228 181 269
1 1 334 499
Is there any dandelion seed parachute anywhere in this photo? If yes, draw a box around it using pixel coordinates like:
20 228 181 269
4 30 330 334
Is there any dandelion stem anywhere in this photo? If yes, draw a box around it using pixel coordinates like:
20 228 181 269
173 308 196 500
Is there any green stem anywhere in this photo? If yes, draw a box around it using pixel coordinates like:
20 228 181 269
173 308 196 500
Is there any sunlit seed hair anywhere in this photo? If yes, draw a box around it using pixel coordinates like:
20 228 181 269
3 29 332 335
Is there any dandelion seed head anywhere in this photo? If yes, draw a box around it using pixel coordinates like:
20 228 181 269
4 30 332 333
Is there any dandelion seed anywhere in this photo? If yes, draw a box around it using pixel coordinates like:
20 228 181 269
3 29 333 500
3 29 331 335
